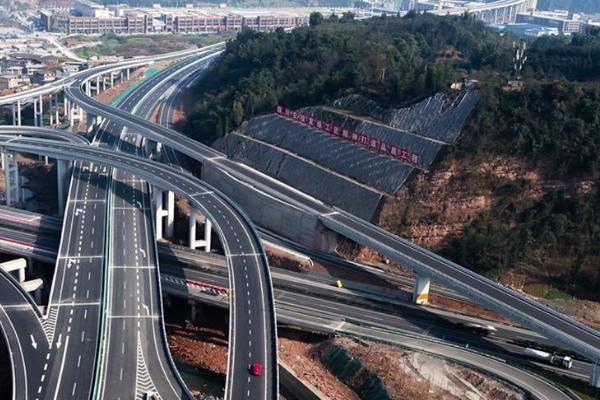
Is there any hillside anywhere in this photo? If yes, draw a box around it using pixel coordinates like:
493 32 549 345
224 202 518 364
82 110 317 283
183 14 600 301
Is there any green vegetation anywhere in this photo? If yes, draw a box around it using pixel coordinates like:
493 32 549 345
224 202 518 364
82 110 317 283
321 345 389 400
183 13 600 297
185 13 509 143
73 33 229 58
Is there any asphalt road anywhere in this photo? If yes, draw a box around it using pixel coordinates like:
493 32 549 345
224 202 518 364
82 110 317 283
159 268 574 400
0 222 592 394
62 67 600 364
0 136 278 400
97 54 210 400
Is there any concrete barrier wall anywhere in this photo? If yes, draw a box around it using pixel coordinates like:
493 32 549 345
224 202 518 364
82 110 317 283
202 163 340 252
279 361 329 400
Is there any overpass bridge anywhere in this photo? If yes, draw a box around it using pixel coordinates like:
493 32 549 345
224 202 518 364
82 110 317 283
0 46 279 400
428 0 538 24
56 45 600 389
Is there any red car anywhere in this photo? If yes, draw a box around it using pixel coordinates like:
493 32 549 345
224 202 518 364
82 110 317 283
250 363 263 377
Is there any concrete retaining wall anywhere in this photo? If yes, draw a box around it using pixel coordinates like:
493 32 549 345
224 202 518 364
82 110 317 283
279 361 329 400
202 163 340 252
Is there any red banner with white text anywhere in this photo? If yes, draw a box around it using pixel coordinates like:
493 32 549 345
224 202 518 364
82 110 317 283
276 106 421 166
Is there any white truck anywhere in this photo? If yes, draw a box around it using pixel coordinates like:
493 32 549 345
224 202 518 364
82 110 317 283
523 347 573 369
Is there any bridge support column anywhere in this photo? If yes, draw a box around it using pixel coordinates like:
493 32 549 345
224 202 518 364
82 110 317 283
2 150 21 206
49 94 54 126
56 159 70 217
591 362 600 388
0 258 26 283
102 75 107 91
412 275 431 305
55 93 60 124
95 76 101 95
154 189 174 240
189 300 198 321
33 96 43 127
11 100 22 126
189 208 212 252
69 103 83 129
86 113 99 133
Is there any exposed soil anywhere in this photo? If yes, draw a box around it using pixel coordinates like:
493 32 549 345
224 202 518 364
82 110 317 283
278 328 359 400
321 336 526 400
96 68 146 105
165 299 227 399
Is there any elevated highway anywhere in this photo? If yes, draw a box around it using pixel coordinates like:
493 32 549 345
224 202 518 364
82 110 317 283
0 223 577 400
427 0 537 24
0 135 279 400
61 57 600 373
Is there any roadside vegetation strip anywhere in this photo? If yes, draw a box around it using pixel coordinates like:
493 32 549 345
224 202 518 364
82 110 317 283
109 67 161 107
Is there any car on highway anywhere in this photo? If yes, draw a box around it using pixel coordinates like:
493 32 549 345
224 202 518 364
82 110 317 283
250 362 263 377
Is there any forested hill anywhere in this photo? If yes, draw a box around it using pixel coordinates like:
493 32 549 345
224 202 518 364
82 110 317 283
184 13 510 144
183 13 600 299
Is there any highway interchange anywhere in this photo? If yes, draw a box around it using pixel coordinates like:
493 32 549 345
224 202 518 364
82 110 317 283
0 48 278 400
61 45 600 367
0 41 598 400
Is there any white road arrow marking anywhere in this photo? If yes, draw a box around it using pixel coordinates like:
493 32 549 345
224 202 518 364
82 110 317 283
140 248 146 258
143 304 149 315
75 208 83 216
136 201 142 209
30 334 37 349
56 334 62 349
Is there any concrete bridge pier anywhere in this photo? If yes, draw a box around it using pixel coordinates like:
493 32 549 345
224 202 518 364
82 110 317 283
1 258 26 283
33 94 43 127
68 102 84 129
86 113 103 133
11 100 22 126
189 208 212 252
55 93 60 125
49 94 55 126
412 275 431 305
188 300 199 321
154 189 174 240
1 150 21 206
0 258 43 303
56 159 70 217
154 141 163 161
591 362 600 388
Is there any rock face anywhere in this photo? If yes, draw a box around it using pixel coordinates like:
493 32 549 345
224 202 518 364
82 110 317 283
376 154 594 250
377 163 494 249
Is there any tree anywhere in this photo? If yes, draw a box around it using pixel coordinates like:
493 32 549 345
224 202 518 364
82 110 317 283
340 12 355 23
231 99 244 127
309 12 323 27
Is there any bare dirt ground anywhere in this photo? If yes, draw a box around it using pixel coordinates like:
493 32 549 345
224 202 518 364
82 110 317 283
96 69 146 105
322 336 525 400
278 328 359 400
164 298 527 400
165 300 227 400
